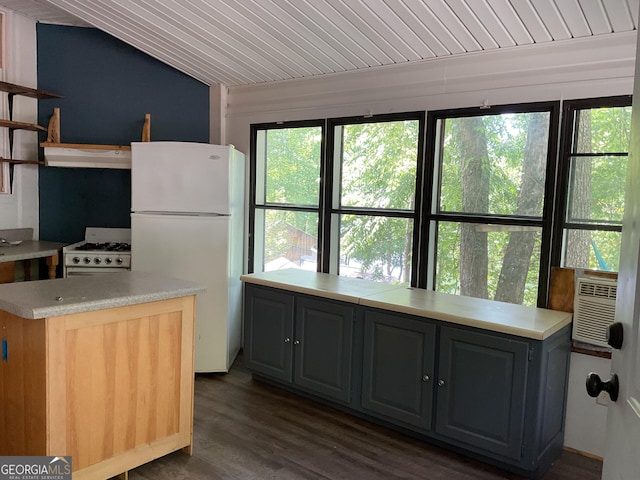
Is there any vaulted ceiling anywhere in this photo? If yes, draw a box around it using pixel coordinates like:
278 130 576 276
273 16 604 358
0 0 637 87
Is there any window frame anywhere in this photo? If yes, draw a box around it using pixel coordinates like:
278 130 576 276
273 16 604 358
551 95 632 271
419 101 561 307
248 96 633 308
323 112 425 284
248 112 425 284
248 119 326 274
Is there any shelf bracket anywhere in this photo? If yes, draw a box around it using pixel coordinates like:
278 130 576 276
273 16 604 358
47 107 61 143
141 113 151 142
45 108 150 144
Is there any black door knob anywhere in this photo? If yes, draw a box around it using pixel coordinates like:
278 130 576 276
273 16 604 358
586 372 619 402
607 322 624 349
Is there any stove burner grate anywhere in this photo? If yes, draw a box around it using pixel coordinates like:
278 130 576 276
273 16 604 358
73 242 131 252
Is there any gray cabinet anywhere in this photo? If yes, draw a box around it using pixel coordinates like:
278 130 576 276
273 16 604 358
242 282 570 478
435 326 529 460
244 284 355 403
361 309 436 430
243 284 294 382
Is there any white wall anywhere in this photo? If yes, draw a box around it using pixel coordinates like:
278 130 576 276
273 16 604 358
0 11 39 237
565 352 610 457
224 31 636 457
225 31 636 155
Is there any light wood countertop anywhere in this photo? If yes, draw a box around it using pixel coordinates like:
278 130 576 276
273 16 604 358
240 269 405 303
241 269 572 340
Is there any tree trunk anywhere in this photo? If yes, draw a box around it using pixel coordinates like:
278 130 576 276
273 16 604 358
564 110 592 268
457 117 489 299
494 113 548 304
402 197 414 283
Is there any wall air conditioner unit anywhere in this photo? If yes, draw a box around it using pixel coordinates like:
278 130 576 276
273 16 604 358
572 276 617 347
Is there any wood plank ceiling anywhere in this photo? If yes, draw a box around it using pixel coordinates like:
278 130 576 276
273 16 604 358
0 0 637 87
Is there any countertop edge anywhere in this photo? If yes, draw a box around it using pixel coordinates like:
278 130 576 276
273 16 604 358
0 272 206 319
359 297 573 340
23 287 204 319
241 271 573 341
239 274 365 304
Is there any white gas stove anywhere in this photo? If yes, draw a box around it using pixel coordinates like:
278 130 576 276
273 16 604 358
63 227 131 277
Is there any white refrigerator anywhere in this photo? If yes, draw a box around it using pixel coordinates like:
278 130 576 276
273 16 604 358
130 141 245 373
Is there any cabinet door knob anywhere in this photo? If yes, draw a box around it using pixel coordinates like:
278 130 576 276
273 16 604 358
422 374 430 382
438 379 445 387
294 340 300 345
283 337 291 343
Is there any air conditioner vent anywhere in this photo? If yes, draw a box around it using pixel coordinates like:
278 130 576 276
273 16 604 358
578 281 617 300
573 277 617 347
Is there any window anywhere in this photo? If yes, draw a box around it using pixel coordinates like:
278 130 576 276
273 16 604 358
326 115 422 284
250 121 323 272
250 113 423 285
249 97 628 308
423 103 560 307
554 97 631 272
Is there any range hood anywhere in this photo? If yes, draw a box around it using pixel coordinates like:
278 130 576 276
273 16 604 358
41 142 132 169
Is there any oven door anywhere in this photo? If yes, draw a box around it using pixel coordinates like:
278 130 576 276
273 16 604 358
65 266 128 277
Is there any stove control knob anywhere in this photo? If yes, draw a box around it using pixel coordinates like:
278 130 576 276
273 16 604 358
94 258 102 264
83 257 91 264
116 257 124 265
73 257 81 264
105 257 113 265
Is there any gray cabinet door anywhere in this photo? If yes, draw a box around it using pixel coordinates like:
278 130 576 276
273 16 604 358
361 310 436 430
243 284 294 382
435 326 529 460
293 296 354 403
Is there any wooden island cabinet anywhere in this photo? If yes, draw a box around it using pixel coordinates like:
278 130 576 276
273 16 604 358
242 269 573 479
0 272 204 480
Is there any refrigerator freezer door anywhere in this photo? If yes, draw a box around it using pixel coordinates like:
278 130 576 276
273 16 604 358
131 142 244 215
131 213 242 372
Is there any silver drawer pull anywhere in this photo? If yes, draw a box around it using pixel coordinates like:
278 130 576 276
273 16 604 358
422 374 430 382
283 337 291 343
294 340 300 345
438 379 446 387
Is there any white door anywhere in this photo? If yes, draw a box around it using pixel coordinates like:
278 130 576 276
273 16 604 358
601 27 640 480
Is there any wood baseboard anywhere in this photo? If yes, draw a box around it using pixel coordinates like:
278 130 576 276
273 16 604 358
563 446 604 462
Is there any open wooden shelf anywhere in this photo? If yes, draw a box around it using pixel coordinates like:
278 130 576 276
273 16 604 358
40 142 133 169
0 81 62 100
0 82 63 173
0 157 44 165
37 110 150 169
0 119 47 132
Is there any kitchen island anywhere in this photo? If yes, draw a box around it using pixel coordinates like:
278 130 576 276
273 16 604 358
241 269 573 479
0 271 205 480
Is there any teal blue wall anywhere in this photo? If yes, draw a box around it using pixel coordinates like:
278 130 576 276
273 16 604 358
37 24 209 243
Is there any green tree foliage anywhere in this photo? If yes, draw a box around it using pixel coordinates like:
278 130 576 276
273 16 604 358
339 121 418 282
258 104 630 304
261 127 321 266
566 105 630 271
265 127 321 206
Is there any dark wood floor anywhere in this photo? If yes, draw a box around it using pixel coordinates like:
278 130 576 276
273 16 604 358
123 355 603 480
